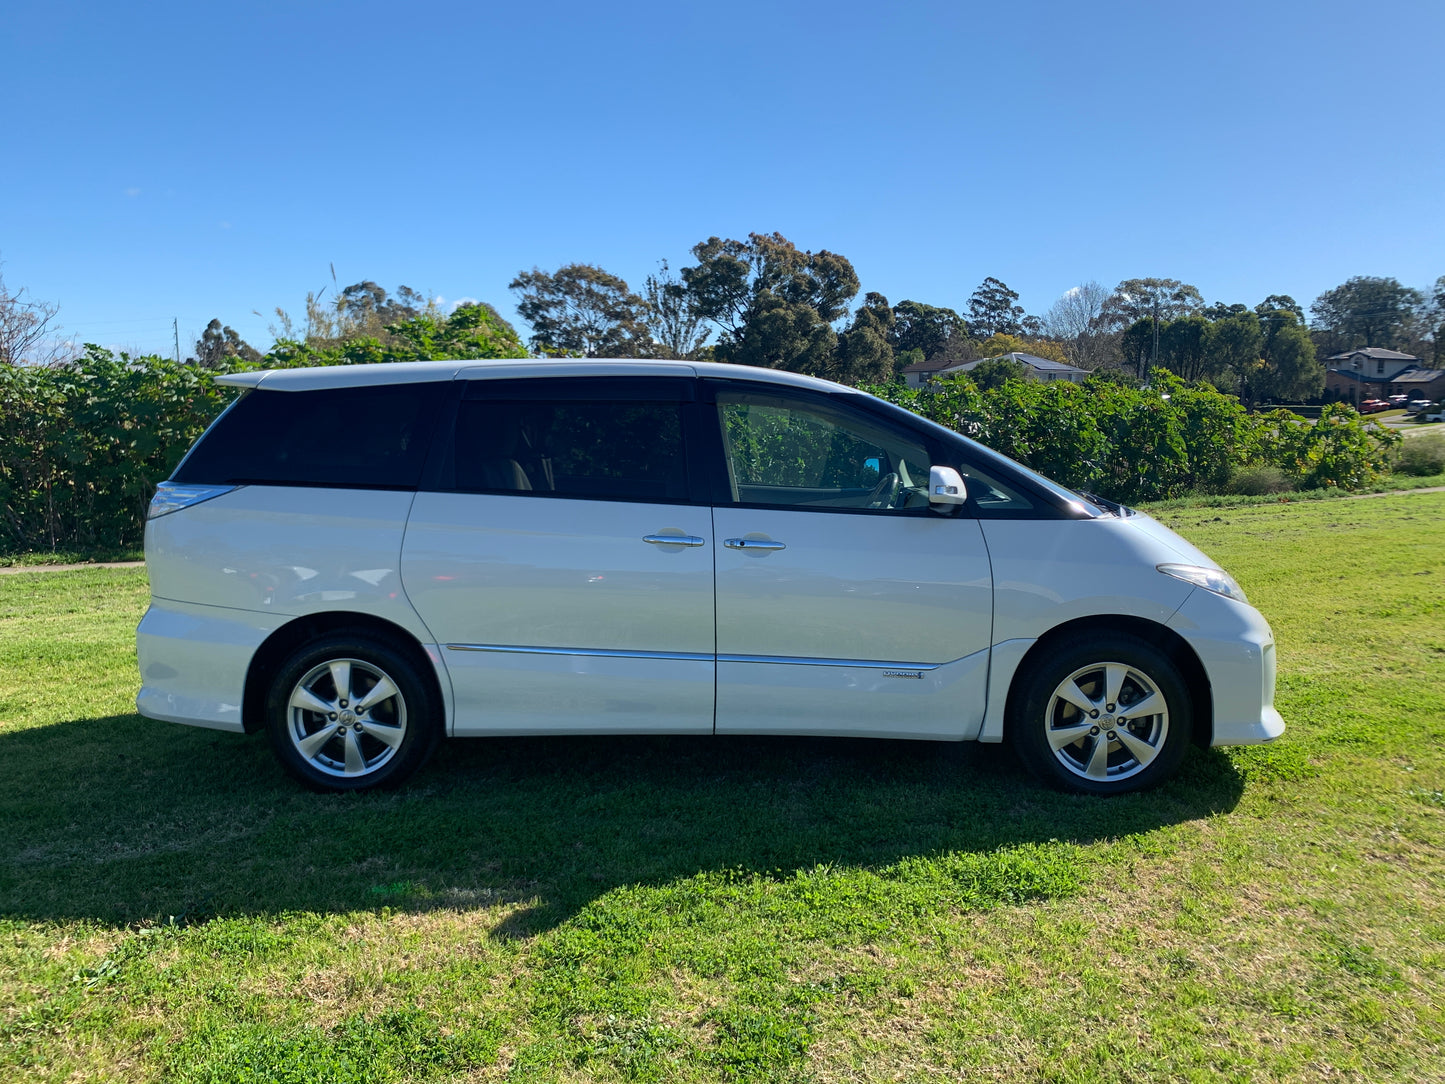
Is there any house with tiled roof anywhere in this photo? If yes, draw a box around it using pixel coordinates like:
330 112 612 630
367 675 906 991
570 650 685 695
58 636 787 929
1323 348 1445 405
903 352 1091 389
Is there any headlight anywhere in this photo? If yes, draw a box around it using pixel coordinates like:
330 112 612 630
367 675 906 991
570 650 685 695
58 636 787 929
1157 563 1248 604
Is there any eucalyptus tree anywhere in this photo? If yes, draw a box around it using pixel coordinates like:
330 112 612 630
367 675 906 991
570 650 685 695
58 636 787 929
1099 278 1204 331
680 232 859 376
1310 276 1423 351
640 259 709 359
966 277 1034 338
889 300 965 360
834 292 895 384
192 319 262 368
509 263 651 357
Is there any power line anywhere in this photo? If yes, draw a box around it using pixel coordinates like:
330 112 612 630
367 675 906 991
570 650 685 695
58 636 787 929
60 318 181 328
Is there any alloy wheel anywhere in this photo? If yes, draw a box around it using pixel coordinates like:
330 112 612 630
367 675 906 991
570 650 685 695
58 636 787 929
1044 660 1170 783
284 657 409 778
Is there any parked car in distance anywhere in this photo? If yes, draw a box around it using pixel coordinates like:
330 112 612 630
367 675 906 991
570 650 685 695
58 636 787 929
1359 398 1390 413
1388 394 1409 406
137 359 1283 796
1408 399 1434 414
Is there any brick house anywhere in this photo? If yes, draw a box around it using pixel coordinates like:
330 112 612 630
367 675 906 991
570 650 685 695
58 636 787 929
1323 348 1444 405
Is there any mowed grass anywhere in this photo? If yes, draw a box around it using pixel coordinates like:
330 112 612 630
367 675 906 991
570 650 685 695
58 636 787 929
1 495 1443 1082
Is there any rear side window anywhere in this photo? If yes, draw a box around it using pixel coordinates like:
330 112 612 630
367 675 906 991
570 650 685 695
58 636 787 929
173 383 446 489
451 398 688 502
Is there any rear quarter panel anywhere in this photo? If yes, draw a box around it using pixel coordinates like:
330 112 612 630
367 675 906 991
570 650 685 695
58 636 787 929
145 485 434 643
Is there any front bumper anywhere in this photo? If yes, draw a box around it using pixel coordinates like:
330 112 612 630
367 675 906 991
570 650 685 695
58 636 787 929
1167 588 1284 746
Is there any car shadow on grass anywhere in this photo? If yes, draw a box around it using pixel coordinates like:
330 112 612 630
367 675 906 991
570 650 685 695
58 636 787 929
0 713 1243 927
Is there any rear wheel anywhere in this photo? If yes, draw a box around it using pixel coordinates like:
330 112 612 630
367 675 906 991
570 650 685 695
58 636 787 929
264 634 439 791
1009 632 1193 795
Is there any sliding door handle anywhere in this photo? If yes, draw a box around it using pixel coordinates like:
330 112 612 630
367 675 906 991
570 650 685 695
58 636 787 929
724 538 786 551
643 534 705 547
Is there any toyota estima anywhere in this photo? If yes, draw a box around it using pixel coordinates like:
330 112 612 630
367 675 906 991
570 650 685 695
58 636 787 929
137 359 1283 795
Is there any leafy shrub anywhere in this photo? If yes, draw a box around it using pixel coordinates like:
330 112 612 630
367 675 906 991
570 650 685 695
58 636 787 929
1395 434 1445 477
0 349 233 553
1259 403 1399 490
0 306 527 555
1227 465 1292 495
867 370 1397 504
1 337 1401 553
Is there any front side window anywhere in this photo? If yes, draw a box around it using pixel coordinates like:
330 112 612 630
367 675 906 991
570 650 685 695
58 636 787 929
715 390 933 512
452 398 688 502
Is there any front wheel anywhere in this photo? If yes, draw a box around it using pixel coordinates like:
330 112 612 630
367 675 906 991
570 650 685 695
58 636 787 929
1009 632 1193 795
264 634 439 791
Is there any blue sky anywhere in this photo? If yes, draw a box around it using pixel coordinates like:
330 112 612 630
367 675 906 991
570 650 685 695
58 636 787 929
2 0 1441 358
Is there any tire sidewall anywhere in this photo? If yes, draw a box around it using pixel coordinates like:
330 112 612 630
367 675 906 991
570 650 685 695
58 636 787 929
264 635 438 792
1010 632 1193 795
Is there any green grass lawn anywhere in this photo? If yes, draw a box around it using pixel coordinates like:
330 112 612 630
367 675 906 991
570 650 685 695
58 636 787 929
0 547 146 569
2 494 1443 1082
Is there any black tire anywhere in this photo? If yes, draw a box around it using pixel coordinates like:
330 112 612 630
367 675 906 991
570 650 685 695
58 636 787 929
264 634 440 792
1008 631 1193 795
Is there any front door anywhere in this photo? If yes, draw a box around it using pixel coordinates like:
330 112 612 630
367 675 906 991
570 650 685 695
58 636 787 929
707 383 994 739
401 376 715 735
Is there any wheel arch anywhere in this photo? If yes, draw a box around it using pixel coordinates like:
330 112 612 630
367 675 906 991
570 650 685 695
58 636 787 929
1004 615 1212 748
241 611 447 735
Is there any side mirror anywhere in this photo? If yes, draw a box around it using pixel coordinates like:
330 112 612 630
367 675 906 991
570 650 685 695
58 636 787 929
928 465 967 507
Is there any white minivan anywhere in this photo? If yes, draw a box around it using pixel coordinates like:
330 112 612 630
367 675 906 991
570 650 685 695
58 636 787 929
137 359 1283 795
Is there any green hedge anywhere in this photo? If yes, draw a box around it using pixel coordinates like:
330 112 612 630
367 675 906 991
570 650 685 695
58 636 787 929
868 371 1399 504
0 349 233 553
0 304 528 555
0 354 1401 555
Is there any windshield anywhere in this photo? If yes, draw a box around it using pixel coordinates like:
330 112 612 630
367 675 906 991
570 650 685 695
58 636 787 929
952 435 1108 518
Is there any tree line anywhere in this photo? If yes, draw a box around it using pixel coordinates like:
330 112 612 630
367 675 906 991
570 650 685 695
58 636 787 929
503 238 1443 409
3 240 1427 554
3 237 1443 403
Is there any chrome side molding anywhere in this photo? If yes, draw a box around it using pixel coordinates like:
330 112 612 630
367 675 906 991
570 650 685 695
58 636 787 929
444 643 943 671
719 653 939 670
446 643 712 662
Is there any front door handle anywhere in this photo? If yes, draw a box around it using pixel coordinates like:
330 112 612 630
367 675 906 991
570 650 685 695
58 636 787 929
643 534 705 547
724 538 786 551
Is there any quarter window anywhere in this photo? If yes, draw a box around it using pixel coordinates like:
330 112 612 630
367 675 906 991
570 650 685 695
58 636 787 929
173 383 446 489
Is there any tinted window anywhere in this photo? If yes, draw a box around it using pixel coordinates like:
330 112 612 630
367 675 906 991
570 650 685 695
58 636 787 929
451 399 688 502
716 390 933 512
174 383 446 489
